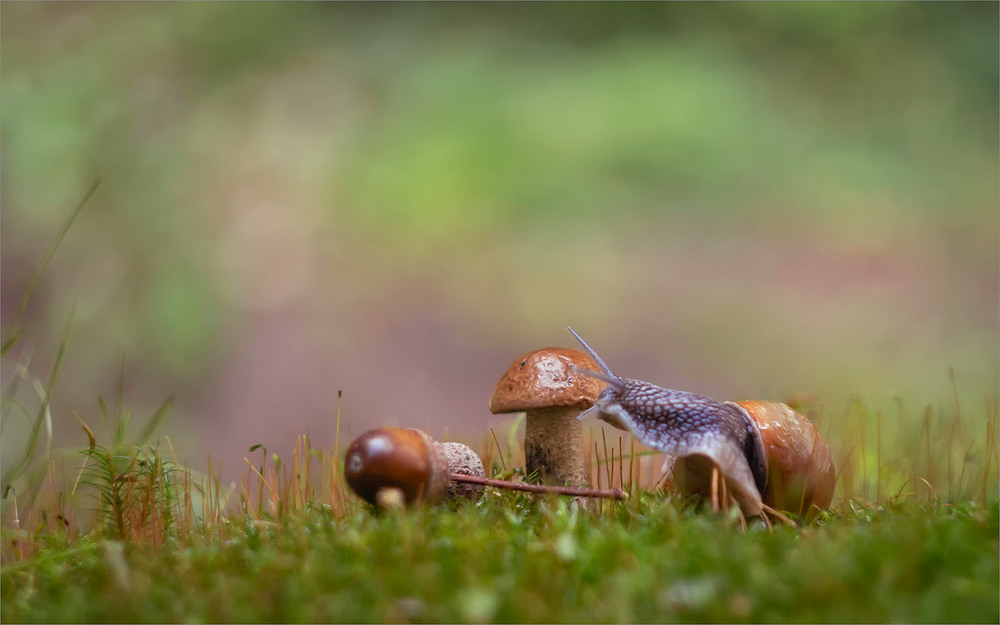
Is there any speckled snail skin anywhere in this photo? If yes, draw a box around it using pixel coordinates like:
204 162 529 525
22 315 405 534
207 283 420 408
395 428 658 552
567 327 836 518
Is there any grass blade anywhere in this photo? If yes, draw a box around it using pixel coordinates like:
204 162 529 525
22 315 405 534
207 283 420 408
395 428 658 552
2 177 100 355
135 395 175 446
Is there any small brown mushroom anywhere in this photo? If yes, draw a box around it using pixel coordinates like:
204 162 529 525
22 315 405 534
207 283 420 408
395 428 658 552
489 347 605 487
344 427 485 507
344 427 627 508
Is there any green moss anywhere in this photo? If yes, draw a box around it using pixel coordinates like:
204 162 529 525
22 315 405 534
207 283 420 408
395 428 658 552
3 496 997 623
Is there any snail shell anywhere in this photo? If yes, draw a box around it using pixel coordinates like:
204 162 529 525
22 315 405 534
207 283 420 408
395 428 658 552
736 400 836 514
667 401 835 516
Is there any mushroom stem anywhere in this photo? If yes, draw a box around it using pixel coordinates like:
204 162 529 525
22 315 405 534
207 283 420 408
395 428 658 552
450 474 627 500
524 406 589 487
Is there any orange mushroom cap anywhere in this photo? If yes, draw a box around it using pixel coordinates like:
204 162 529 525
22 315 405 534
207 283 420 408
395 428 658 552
489 347 606 414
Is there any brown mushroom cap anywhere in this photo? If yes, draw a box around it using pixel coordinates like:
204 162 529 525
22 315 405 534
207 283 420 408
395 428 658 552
344 427 449 506
489 347 605 413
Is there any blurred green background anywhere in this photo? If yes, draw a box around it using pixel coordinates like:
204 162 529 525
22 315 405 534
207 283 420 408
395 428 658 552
2 3 997 478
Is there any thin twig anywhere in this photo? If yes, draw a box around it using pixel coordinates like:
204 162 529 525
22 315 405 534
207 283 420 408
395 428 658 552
450 474 628 500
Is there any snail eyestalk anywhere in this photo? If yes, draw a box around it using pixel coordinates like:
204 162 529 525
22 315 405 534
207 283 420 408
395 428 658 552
571 365 625 393
566 326 618 378
575 405 599 422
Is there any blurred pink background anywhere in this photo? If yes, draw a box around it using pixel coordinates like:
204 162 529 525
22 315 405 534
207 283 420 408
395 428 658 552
3 3 996 483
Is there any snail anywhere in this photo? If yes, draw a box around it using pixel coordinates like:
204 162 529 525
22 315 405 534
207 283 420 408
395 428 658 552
344 427 626 508
566 327 836 518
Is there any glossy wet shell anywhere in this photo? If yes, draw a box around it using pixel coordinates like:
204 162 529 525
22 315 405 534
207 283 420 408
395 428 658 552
736 400 836 515
489 347 605 413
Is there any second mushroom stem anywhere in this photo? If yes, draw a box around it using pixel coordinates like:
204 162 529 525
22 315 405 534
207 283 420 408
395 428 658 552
450 473 627 500
524 406 590 487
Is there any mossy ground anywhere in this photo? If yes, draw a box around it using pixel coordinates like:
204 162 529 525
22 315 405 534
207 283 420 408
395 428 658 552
2 490 997 624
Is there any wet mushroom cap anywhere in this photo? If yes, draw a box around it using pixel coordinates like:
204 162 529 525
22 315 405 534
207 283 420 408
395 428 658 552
489 347 606 413
344 427 447 506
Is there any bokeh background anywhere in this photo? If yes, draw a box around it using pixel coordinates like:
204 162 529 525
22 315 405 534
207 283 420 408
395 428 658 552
3 3 997 482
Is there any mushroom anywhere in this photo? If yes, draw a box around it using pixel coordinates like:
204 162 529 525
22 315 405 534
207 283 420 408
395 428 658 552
343 427 628 508
489 347 605 487
344 427 485 507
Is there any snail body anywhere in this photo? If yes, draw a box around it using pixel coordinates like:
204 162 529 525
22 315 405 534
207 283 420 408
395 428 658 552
567 327 835 518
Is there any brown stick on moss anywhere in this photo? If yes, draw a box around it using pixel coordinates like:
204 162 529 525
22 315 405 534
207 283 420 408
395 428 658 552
450 473 627 500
